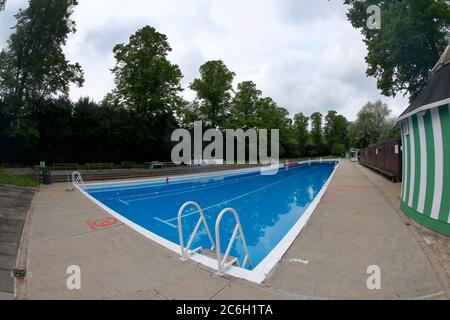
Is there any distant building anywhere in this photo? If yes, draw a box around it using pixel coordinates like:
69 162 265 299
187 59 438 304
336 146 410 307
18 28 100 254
346 148 359 162
397 46 450 235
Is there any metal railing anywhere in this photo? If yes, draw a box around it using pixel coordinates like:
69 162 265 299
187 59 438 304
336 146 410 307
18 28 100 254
177 201 215 260
215 208 252 275
72 171 85 188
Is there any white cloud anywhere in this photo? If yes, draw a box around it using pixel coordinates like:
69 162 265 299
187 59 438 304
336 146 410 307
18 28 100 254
0 0 409 120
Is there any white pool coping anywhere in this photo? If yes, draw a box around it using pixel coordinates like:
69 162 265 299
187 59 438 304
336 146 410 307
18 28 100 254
75 159 340 284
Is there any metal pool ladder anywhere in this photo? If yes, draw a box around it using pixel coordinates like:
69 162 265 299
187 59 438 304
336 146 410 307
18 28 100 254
72 171 85 188
215 208 252 275
177 202 252 275
177 201 215 260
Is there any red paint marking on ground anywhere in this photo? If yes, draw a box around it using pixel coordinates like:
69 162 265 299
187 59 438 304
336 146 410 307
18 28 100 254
322 193 339 202
86 217 119 231
334 185 375 189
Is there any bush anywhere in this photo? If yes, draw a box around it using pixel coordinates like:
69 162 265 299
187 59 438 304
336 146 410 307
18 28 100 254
331 143 345 156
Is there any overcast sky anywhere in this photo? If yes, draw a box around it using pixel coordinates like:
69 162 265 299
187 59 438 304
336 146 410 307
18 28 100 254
0 0 409 121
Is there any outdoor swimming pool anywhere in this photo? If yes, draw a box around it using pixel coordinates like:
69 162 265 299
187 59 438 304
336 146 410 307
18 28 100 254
79 160 339 283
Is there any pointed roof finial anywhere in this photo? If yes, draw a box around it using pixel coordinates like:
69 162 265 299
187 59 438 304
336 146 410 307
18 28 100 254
431 45 450 74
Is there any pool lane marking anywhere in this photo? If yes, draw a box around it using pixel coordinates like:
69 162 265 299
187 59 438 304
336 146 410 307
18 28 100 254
122 173 281 224
154 168 312 228
129 164 309 203
87 163 308 194
113 173 259 201
154 217 178 228
127 173 266 203
118 199 130 205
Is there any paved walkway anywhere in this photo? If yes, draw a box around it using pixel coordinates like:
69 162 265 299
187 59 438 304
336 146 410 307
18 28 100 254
265 161 446 299
22 160 448 299
0 184 35 299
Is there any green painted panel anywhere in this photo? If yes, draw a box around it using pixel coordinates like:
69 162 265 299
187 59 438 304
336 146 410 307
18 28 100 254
401 201 450 236
438 105 450 222
400 127 406 199
405 129 412 206
412 115 421 210
423 111 435 217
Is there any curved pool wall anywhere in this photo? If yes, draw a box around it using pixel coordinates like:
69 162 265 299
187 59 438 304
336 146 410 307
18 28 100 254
77 160 340 283
399 104 450 236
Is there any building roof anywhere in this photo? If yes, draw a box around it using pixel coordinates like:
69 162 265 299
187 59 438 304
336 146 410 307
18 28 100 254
397 45 450 121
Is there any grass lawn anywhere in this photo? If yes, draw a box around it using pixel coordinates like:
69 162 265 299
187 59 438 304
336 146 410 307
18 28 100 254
0 170 38 187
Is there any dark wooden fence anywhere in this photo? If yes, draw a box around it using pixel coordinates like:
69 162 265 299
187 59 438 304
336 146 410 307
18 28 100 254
359 139 402 182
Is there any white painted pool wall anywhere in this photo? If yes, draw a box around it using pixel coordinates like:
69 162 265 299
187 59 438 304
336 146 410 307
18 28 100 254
76 159 340 284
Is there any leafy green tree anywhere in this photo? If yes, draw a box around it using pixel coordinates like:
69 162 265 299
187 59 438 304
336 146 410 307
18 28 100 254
228 81 261 129
293 112 309 156
377 117 400 144
324 110 349 154
111 26 183 117
34 97 73 162
331 143 346 156
174 100 201 130
349 100 395 148
100 92 122 111
310 112 323 154
255 97 285 129
190 60 235 128
255 97 294 157
0 0 84 142
345 0 450 100
109 26 182 160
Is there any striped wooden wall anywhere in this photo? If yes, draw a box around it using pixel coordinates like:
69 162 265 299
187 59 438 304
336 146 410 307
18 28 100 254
400 104 450 235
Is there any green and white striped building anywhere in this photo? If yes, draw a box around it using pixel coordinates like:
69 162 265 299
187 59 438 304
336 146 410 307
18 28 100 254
397 47 450 235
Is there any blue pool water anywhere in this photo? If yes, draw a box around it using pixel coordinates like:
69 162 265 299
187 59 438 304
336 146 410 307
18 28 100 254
84 162 336 269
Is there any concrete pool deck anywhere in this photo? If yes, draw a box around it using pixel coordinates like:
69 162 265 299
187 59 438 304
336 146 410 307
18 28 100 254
20 160 449 299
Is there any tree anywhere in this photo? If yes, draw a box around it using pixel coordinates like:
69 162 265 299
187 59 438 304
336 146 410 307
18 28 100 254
331 143 346 156
310 112 323 154
0 0 6 11
377 117 400 144
228 81 261 129
255 97 288 129
293 112 309 156
174 99 200 130
324 110 349 154
111 26 183 117
109 26 182 160
0 0 84 142
345 0 450 100
255 97 294 157
34 97 73 162
349 100 395 148
190 60 235 128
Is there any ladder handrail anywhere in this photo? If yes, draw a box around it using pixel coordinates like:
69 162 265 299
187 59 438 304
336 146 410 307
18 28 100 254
177 201 215 260
72 171 85 188
215 208 252 275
